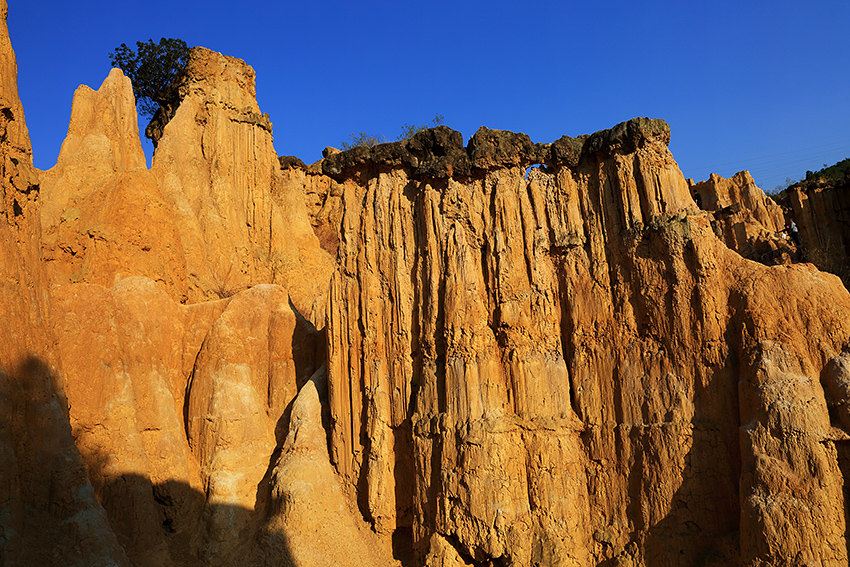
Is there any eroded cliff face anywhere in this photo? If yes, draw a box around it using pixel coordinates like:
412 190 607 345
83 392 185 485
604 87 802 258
304 123 850 565
689 171 796 265
691 169 850 289
4 1 850 565
778 179 850 285
2 4 365 564
22 34 374 567
40 46 333 317
39 68 190 299
0 2 129 565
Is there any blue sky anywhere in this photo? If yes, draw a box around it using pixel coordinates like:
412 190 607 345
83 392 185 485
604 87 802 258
8 0 850 190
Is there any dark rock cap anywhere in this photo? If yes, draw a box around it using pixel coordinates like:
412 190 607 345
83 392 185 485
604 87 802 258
549 135 588 169
467 127 547 169
279 155 306 170
581 117 670 158
320 117 671 182
321 126 471 181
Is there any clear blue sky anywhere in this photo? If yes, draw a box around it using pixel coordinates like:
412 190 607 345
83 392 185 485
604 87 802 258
8 0 850 190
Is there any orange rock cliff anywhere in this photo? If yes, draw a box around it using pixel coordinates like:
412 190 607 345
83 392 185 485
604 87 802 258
3 2 850 566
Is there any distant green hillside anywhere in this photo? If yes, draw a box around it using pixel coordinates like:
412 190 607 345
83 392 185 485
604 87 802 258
795 157 850 189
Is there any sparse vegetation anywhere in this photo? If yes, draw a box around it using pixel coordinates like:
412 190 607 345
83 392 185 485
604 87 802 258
340 132 384 150
109 38 190 118
210 264 239 299
771 176 798 194
397 114 445 141
340 114 446 150
802 157 850 187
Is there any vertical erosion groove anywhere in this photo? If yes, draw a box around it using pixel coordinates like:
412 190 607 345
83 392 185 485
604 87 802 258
11 55 850 566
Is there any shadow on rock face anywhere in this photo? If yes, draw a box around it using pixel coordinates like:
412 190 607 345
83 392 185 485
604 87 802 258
0 355 299 567
0 350 398 567
90 473 295 567
0 355 129 566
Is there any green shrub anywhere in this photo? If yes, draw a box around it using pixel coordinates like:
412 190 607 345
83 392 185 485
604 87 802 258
109 38 190 118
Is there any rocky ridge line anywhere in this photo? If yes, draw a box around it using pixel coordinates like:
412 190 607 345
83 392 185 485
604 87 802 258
313 117 666 183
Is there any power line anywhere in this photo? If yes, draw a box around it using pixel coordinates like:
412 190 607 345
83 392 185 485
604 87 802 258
683 138 849 171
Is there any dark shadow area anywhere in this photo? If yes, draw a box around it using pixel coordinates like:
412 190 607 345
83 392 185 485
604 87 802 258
820 353 850 560
837 442 850 560
776 181 850 288
0 354 301 567
391 419 415 564
93 473 294 567
0 355 130 565
639 360 742 566
602 224 742 565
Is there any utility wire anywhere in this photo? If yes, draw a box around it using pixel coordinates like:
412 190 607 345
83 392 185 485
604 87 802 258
684 138 849 172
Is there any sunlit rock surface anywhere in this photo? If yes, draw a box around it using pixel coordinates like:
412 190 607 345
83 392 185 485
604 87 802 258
3 1 850 565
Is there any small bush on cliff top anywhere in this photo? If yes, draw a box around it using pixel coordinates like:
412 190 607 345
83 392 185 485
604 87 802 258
109 38 190 118
341 131 384 150
771 176 798 194
340 114 446 150
398 114 445 141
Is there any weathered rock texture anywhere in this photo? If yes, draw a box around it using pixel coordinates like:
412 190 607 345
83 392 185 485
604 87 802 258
690 169 850 288
40 46 333 317
51 278 336 566
0 2 129 565
304 121 850 565
777 178 850 285
2 4 355 564
265 373 397 566
690 171 797 265
39 68 190 299
4 1 850 565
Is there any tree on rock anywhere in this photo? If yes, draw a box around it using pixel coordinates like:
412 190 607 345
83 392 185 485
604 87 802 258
109 38 190 119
